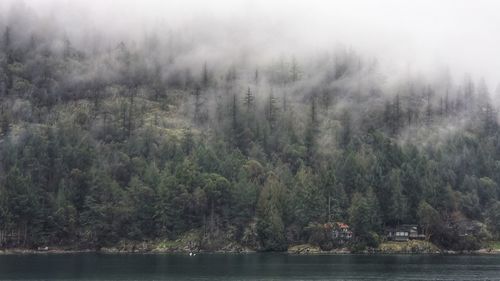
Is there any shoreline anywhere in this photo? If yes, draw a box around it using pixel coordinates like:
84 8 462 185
2 239 499 256
1 247 499 256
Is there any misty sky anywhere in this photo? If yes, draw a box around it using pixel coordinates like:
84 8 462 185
2 0 500 90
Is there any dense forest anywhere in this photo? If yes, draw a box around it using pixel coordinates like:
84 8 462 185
0 4 500 252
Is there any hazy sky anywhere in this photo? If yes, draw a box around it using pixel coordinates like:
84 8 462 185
2 0 500 88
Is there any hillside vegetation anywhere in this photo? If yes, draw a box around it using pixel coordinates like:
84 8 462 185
0 8 499 252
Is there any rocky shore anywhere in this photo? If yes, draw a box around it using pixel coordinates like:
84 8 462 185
2 240 500 255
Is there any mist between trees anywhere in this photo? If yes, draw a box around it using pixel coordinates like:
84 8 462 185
0 1 499 252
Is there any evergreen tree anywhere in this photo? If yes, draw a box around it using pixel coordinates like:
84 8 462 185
256 174 287 251
304 96 319 165
243 87 255 112
348 190 380 244
417 201 442 240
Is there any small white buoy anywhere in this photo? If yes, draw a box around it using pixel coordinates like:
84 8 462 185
189 252 193 256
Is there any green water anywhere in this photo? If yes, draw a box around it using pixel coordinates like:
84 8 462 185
0 253 499 280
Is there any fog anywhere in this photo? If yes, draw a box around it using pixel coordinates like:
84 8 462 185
4 0 500 256
2 0 499 90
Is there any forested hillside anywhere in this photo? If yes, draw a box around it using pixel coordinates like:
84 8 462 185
0 4 499 252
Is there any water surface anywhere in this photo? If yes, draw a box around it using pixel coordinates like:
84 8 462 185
0 253 499 280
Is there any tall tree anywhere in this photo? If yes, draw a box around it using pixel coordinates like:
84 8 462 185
243 87 255 112
348 189 380 244
305 96 319 165
417 201 441 240
256 174 287 251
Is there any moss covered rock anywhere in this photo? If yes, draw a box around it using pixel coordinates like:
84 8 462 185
378 240 440 254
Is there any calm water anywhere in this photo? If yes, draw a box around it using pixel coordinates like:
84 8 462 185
0 253 499 280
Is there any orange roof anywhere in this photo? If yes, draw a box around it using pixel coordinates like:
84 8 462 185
336 222 349 229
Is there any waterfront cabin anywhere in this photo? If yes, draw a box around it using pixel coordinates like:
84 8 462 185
0 229 21 246
333 222 353 240
385 224 425 241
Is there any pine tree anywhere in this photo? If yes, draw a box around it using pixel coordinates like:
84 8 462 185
339 110 352 148
348 191 380 243
202 62 210 88
393 94 402 133
243 87 254 112
192 85 205 125
292 167 326 226
425 86 433 126
266 90 278 128
256 175 287 251
305 96 319 165
2 26 13 93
